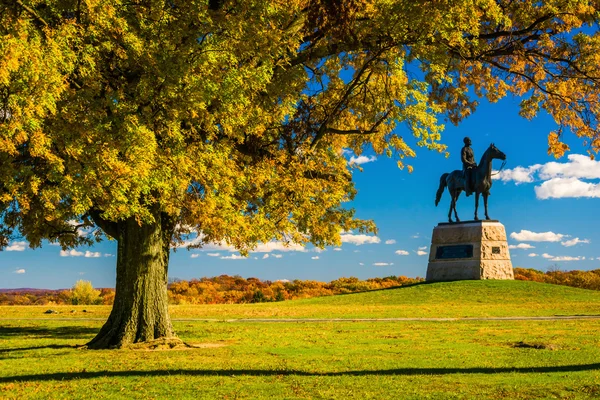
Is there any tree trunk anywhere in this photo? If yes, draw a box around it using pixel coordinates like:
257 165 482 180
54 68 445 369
86 211 178 349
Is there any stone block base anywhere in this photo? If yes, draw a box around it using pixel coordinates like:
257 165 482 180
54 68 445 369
426 220 514 282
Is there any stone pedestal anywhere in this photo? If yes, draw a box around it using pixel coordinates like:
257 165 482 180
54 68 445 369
426 220 514 282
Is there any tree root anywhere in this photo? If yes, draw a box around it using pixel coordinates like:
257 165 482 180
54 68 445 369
127 337 189 350
83 337 189 350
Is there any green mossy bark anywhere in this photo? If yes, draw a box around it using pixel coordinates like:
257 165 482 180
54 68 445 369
86 212 176 349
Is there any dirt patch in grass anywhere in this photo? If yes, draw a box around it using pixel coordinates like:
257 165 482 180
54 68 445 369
126 338 229 351
187 342 229 349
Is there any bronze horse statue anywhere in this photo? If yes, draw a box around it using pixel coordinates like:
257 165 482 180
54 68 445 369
435 143 506 223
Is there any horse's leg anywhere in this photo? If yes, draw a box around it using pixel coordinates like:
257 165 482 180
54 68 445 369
454 191 460 222
484 193 490 220
447 190 453 223
474 192 480 221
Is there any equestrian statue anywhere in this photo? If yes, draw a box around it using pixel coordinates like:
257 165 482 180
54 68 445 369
435 138 506 223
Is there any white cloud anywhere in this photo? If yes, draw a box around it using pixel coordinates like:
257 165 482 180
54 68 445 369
175 232 306 254
276 279 290 283
174 235 208 249
333 248 342 251
495 154 600 183
492 155 600 199
340 233 380 246
510 230 565 242
395 250 409 255
58 249 101 258
251 241 306 253
528 253 538 257
508 243 535 249
550 255 583 261
538 154 600 180
494 155 600 199
60 249 84 257
385 239 396 245
542 253 554 259
349 155 377 165
262 254 269 259
6 241 27 251
373 262 394 266
411 234 420 239
190 254 200 258
220 254 246 260
418 246 428 250
359 262 364 266
417 250 427 256
311 256 319 260
272 254 283 258
103 253 114 257
0 109 11 119
207 253 220 257
313 248 326 253
493 165 541 184
535 177 600 200
561 237 590 247
13 269 25 274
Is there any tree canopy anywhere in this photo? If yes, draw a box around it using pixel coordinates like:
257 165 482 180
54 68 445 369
1 0 599 249
1 0 600 347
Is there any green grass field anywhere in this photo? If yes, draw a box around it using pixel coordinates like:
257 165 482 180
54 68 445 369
2 280 600 399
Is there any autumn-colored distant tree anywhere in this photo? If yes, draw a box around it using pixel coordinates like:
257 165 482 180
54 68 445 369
68 280 102 305
2 0 600 348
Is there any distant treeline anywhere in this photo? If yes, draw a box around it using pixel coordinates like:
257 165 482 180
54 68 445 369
4 269 600 306
0 275 422 305
167 275 422 304
0 287 114 306
513 267 600 291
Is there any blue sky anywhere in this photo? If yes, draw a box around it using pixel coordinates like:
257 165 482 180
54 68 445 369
2 96 600 289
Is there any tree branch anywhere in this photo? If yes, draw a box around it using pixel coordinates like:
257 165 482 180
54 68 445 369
88 209 120 239
16 0 48 28
325 109 391 136
311 50 385 147
469 14 554 40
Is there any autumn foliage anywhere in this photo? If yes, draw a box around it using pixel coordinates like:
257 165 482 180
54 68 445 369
5 270 600 306
0 280 110 306
167 275 423 304
0 275 422 305
513 267 600 291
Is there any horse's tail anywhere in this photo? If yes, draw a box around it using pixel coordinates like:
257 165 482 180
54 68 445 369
435 173 449 206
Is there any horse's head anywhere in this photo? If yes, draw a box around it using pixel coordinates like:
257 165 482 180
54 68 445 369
488 143 506 161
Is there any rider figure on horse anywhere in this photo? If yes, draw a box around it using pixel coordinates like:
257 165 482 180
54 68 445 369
461 136 477 196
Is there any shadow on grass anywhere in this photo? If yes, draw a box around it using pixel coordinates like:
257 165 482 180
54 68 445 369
2 364 600 382
0 344 79 354
0 326 98 340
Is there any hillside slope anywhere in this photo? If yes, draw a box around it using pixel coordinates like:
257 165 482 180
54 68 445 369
3 280 600 320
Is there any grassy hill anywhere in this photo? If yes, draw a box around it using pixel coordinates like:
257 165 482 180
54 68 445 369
3 280 600 320
3 280 600 399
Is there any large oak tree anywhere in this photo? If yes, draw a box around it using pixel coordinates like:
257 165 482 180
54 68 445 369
1 0 599 348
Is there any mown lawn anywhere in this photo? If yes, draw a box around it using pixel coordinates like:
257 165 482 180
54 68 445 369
2 280 600 399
